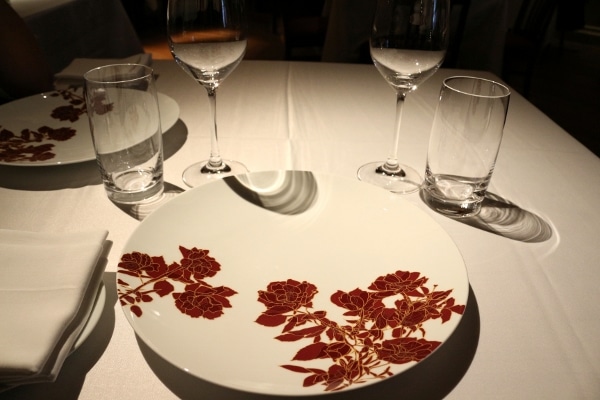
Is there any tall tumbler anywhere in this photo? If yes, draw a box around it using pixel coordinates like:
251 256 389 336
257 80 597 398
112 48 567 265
84 64 164 204
423 76 510 217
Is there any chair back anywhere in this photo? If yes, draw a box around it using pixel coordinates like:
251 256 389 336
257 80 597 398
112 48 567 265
513 0 558 45
444 0 471 68
281 0 328 60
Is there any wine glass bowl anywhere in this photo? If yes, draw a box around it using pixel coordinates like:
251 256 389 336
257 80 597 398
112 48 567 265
370 48 446 91
167 0 247 187
169 30 246 90
358 0 449 194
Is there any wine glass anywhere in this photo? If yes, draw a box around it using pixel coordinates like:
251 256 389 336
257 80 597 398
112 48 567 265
167 0 247 187
357 0 449 194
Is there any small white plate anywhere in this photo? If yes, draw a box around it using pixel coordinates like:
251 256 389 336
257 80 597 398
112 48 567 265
117 171 469 396
71 282 106 353
0 90 179 166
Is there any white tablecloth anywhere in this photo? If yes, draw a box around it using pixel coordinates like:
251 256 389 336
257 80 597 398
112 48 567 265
0 60 598 399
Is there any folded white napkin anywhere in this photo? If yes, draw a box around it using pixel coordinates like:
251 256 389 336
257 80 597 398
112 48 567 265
0 229 108 388
54 53 153 83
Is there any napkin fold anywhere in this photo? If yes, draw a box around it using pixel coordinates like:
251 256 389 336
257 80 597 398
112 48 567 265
54 53 153 84
0 229 108 389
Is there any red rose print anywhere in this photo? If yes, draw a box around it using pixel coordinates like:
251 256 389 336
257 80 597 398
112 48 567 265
368 270 428 297
117 246 236 319
51 105 84 122
372 307 402 330
0 128 13 141
0 89 97 163
51 89 87 121
173 283 236 319
88 91 113 115
258 279 318 315
256 270 465 392
330 288 384 319
118 251 169 278
43 126 76 141
374 337 441 364
174 246 221 282
0 125 68 162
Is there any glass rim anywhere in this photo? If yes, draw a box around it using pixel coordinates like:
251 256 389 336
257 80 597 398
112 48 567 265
443 76 511 99
83 63 154 85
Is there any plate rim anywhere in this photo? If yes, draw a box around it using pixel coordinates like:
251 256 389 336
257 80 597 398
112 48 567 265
71 281 106 353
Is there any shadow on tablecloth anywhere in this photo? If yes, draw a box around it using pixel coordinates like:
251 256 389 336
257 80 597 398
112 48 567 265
113 181 186 221
135 286 480 400
421 191 553 243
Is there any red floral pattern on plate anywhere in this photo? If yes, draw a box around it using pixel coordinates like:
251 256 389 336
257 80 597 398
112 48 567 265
256 270 465 392
0 90 90 162
117 246 237 319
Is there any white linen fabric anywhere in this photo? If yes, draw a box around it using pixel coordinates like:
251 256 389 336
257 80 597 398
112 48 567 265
0 229 108 388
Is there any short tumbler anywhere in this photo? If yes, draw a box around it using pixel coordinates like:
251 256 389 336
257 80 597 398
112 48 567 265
423 76 510 217
84 64 164 204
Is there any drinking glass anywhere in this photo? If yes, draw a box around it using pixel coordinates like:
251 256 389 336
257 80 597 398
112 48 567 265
84 64 164 204
167 0 247 187
358 0 449 194
423 76 511 217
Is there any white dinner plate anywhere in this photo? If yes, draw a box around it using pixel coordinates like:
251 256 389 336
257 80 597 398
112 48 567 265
0 90 179 166
117 171 469 396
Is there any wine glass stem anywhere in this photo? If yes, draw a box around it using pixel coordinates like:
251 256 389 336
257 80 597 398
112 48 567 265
205 87 225 171
382 91 407 175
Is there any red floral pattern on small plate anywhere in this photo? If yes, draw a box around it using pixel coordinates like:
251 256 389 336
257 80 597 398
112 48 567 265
0 90 83 163
0 90 178 166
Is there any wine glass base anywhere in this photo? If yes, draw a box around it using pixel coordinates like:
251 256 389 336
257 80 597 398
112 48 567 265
357 162 422 194
182 160 248 188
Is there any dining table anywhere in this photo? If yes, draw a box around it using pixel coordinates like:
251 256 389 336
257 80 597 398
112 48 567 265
0 59 598 399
